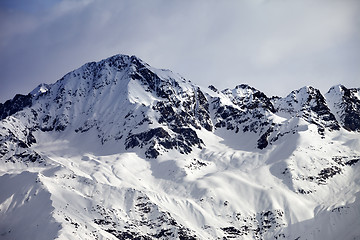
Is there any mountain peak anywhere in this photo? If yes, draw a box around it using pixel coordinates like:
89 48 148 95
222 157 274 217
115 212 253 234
327 84 345 93
30 83 51 98
101 53 141 66
221 84 275 113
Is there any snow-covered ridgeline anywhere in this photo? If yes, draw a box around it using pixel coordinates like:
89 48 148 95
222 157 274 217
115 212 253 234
0 54 359 239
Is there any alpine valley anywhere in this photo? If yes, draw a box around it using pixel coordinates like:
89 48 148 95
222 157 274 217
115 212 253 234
1 54 359 240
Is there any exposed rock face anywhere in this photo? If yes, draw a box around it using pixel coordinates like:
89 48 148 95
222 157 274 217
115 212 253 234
326 85 360 131
125 127 203 158
0 94 33 120
0 117 43 164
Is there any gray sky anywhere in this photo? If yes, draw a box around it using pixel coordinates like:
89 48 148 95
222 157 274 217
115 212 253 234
1 0 359 103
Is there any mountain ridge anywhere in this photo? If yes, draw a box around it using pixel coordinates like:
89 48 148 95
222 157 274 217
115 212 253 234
0 54 360 239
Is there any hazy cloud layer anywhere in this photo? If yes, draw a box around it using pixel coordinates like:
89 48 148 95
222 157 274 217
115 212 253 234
0 0 359 102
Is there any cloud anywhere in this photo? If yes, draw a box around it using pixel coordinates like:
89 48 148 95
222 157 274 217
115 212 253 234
0 0 359 102
252 0 357 67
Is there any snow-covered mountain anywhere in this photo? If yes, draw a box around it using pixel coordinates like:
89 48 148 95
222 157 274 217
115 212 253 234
1 54 359 240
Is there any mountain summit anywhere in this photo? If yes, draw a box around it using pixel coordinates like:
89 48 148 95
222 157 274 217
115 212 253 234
1 54 359 239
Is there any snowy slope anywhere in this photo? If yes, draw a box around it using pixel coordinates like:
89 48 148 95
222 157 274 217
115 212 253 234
0 54 360 240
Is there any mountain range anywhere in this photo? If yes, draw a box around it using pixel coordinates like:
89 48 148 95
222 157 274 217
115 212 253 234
0 54 359 239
